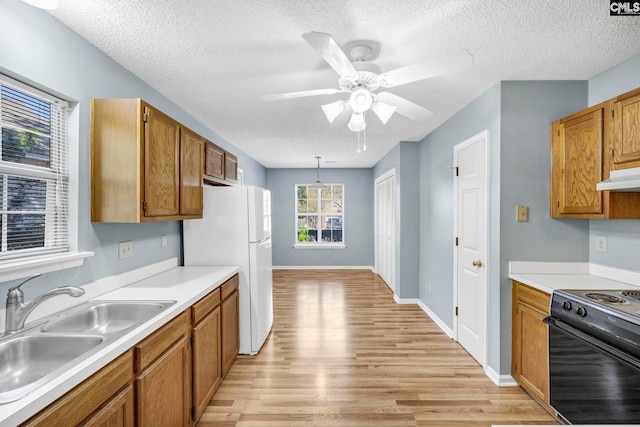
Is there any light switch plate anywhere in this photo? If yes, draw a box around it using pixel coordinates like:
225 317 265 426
516 205 529 222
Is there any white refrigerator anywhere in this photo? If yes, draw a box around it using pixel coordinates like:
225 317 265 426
183 185 273 355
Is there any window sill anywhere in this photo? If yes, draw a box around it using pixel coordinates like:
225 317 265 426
293 244 346 249
0 251 95 283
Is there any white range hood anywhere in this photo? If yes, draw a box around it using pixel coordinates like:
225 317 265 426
596 167 640 191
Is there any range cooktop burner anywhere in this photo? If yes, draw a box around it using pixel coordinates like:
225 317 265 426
621 290 640 302
585 292 629 305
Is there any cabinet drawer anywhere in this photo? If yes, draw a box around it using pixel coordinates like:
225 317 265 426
23 350 133 427
192 287 221 325
514 281 550 313
221 275 239 301
135 311 190 372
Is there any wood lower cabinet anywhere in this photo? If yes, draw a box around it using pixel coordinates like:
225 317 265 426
91 98 203 222
511 281 551 411
192 288 222 421
134 311 191 427
83 385 135 427
22 350 134 427
221 276 240 377
550 91 640 219
22 275 241 427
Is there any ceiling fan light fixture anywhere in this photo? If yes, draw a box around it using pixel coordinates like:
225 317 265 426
321 99 346 123
349 88 373 114
347 113 366 132
372 101 397 125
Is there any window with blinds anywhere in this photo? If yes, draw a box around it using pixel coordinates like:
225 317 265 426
0 75 69 261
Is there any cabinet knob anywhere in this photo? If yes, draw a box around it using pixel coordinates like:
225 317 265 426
472 260 483 268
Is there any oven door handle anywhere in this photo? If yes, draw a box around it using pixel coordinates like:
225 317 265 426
543 316 640 370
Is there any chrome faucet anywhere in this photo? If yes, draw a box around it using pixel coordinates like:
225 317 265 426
4 275 85 333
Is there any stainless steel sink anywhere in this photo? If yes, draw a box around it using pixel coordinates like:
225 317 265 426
0 299 176 404
0 335 104 403
41 300 175 335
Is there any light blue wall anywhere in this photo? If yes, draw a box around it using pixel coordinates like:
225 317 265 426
0 2 265 300
372 142 420 298
499 80 589 372
588 56 640 270
267 168 373 267
414 80 590 375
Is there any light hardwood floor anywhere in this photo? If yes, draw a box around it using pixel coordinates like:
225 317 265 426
197 269 558 426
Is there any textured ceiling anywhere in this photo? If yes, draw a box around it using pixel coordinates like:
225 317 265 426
49 0 640 168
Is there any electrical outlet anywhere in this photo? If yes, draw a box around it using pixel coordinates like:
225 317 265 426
595 236 608 252
428 283 432 293
161 235 167 249
118 241 133 260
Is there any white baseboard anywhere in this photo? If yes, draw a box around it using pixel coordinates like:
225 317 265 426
396 296 455 339
397 296 517 387
485 365 518 387
272 265 374 270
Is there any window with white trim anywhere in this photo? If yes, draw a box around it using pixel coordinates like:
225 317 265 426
295 184 344 246
0 74 70 261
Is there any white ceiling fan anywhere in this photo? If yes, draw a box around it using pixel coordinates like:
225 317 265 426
262 31 474 132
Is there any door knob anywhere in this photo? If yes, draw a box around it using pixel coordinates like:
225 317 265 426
472 260 483 268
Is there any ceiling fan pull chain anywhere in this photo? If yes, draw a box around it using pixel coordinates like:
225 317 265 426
356 130 362 153
362 116 367 152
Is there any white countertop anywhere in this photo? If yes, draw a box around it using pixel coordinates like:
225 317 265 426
508 261 640 294
0 265 239 426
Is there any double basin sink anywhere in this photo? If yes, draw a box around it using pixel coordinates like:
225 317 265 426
0 299 175 404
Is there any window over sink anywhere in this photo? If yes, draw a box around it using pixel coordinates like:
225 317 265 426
0 73 78 267
294 184 344 248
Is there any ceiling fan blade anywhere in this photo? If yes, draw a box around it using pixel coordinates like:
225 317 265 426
302 31 358 78
261 88 341 101
376 92 434 122
378 49 473 88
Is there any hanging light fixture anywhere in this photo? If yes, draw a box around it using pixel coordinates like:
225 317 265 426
309 156 329 189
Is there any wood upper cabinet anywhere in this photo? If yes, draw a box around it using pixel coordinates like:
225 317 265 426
550 89 640 219
551 104 604 217
204 140 238 186
91 98 203 222
511 281 551 411
180 128 204 216
612 87 640 168
224 151 238 183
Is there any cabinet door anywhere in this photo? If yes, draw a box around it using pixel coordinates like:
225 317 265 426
613 91 640 167
180 128 204 216
204 141 225 180
193 305 222 421
143 105 181 218
224 152 238 183
551 108 604 216
83 385 134 427
135 336 191 427
515 302 549 404
221 289 239 376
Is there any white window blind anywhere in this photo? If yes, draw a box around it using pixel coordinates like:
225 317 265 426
0 74 70 261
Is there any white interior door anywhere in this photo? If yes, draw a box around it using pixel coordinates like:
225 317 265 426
375 169 396 293
454 131 488 367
